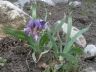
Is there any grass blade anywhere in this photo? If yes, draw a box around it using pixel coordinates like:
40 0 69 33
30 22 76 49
64 26 90 53
44 8 48 21
26 36 37 51
52 19 65 36
31 2 37 19
66 16 72 42
47 31 58 53
4 27 26 40
39 33 49 49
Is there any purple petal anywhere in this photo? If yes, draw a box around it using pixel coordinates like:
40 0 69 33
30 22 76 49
32 19 45 28
39 19 46 29
26 18 34 28
24 18 47 41
26 18 46 29
24 27 32 36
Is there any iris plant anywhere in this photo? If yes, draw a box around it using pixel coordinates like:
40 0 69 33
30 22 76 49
24 18 47 41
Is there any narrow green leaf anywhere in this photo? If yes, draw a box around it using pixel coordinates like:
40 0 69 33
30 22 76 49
39 33 49 48
31 2 37 19
4 27 26 40
51 19 65 35
64 26 89 53
69 47 83 55
66 16 72 42
43 67 50 72
64 53 79 65
44 8 48 21
47 31 58 53
26 36 36 51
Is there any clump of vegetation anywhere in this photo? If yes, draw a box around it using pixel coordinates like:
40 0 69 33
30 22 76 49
3 2 89 72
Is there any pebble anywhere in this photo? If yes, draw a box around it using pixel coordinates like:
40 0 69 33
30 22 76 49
41 0 69 6
69 1 81 7
84 44 96 58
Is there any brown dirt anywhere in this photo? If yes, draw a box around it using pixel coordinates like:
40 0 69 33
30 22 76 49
0 0 96 72
0 37 54 72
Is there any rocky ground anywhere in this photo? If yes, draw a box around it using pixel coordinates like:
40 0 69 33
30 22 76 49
0 0 96 72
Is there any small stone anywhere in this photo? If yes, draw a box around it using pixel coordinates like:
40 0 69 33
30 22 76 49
69 1 81 7
41 0 69 6
41 0 55 6
84 44 96 58
16 0 30 9
38 62 48 69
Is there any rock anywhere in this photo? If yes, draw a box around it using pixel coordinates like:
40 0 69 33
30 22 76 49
14 0 30 9
82 67 96 72
69 1 81 7
84 44 96 59
62 22 86 47
41 0 81 7
38 62 48 69
41 0 55 6
41 0 69 6
7 10 21 20
0 1 29 18
0 1 29 38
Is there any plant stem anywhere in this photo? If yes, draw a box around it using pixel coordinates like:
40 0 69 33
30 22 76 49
57 32 62 53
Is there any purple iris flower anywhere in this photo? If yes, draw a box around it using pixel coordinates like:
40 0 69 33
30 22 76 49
24 18 47 41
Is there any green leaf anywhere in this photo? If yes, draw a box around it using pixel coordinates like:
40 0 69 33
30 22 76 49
39 33 49 49
47 31 58 53
43 67 50 72
3 26 41 52
54 64 63 70
64 53 79 66
51 19 65 35
4 27 26 40
31 2 37 19
44 8 48 21
63 26 90 53
26 36 37 51
15 30 26 40
69 46 83 55
66 16 72 42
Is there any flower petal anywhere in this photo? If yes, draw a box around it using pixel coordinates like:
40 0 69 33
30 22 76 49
24 27 32 36
24 18 47 41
